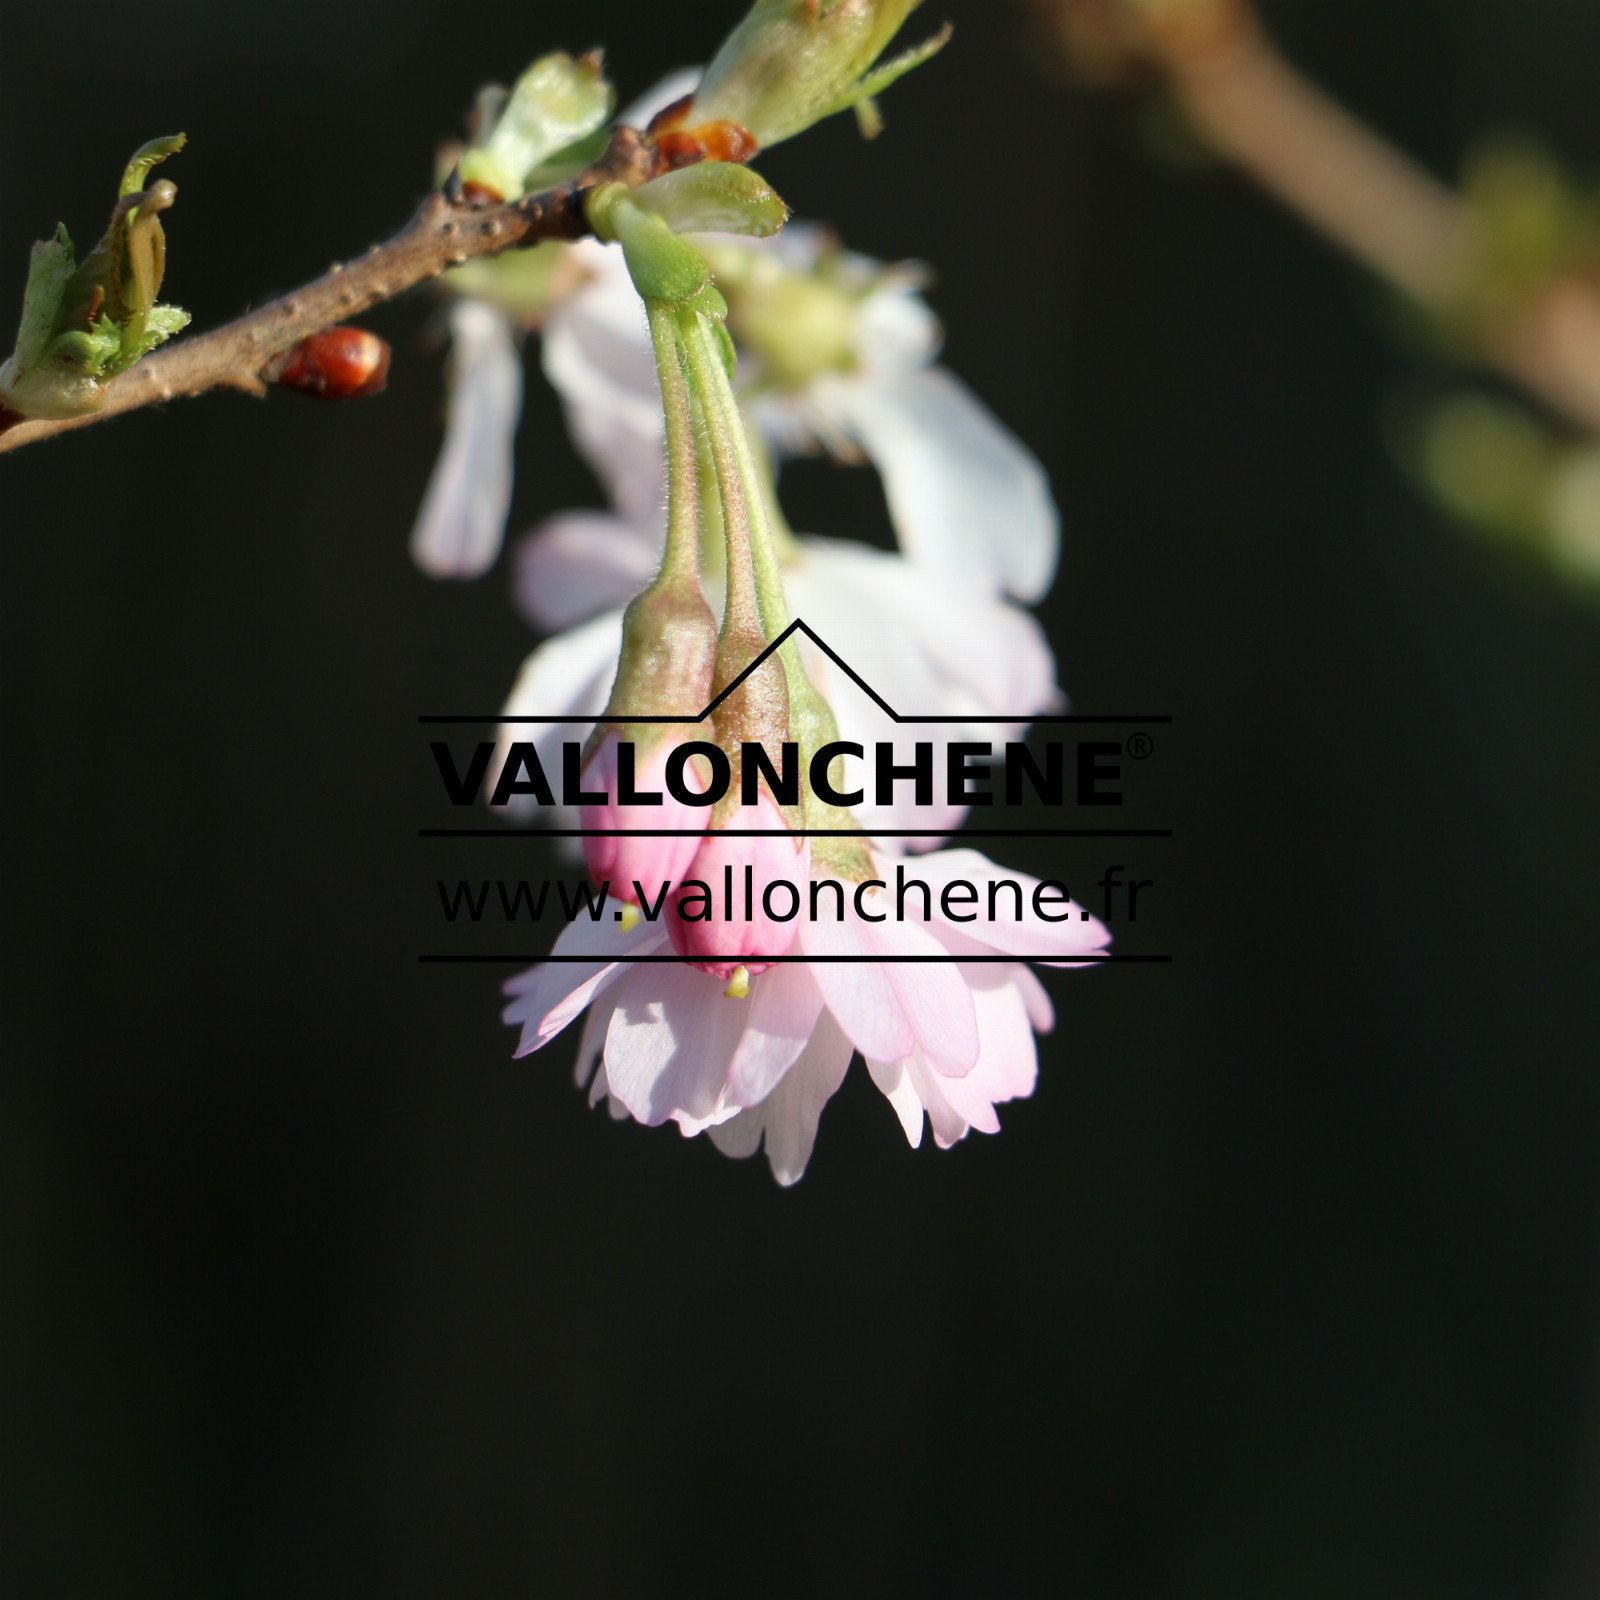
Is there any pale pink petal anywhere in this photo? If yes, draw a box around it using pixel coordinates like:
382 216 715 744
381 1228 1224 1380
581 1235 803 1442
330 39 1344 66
513 511 659 633
502 923 669 1056
935 968 1039 1127
706 1106 765 1161
882 849 1113 964
857 906 980 1078
710 1010 855 1185
603 962 748 1127
725 961 827 1107
574 985 618 1091
865 1056 925 1149
903 1054 976 1147
784 540 1057 848
797 914 914 1063
541 244 666 529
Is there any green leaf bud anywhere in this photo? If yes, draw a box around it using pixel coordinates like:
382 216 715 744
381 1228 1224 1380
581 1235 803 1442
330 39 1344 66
690 0 949 149
0 136 190 421
458 52 614 202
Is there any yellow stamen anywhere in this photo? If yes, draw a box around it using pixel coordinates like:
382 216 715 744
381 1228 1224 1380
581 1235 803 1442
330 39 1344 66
618 903 643 933
723 965 751 1000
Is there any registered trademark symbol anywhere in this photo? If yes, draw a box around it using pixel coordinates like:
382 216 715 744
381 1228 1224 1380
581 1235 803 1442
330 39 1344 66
1126 733 1155 760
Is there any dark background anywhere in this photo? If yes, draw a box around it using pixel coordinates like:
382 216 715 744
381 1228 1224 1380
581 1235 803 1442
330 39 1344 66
4 1 1599 1594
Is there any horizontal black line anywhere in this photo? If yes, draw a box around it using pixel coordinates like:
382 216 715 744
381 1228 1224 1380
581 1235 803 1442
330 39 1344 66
417 828 1174 839
419 715 1174 726
419 954 1169 965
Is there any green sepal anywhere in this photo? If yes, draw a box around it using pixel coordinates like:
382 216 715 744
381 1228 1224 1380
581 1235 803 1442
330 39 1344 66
817 22 951 126
459 53 613 201
587 186 717 309
709 314 739 380
632 163 789 238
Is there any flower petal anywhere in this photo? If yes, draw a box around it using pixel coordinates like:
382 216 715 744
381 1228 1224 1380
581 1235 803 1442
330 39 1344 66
502 920 669 1056
725 961 827 1107
903 1053 975 1148
713 1009 854 1186
883 848 1113 964
604 962 748 1127
618 68 704 131
810 365 1059 603
541 243 666 530
865 1056 925 1149
492 610 624 824
411 300 523 579
513 511 660 633
797 911 914 1063
785 539 1058 847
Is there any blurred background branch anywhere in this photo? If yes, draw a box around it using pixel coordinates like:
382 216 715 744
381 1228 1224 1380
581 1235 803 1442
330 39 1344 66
1023 0 1600 597
1024 0 1600 436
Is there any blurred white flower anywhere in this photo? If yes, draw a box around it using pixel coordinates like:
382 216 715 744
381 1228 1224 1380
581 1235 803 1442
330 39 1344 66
717 225 1061 603
503 851 1110 1184
409 299 523 579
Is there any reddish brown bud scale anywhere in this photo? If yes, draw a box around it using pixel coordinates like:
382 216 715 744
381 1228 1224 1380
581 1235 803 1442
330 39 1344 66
655 120 760 172
645 94 696 136
459 179 504 206
272 326 391 400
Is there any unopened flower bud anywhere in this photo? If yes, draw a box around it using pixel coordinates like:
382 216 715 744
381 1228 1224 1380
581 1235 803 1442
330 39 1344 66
690 0 950 150
580 732 712 908
668 789 811 979
582 567 721 905
270 326 391 399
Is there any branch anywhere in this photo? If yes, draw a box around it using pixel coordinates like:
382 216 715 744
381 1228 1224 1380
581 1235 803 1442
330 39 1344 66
0 128 658 456
1029 0 1600 439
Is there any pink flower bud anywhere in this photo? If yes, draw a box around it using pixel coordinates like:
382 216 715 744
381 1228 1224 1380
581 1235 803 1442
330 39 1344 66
580 734 709 907
668 792 811 980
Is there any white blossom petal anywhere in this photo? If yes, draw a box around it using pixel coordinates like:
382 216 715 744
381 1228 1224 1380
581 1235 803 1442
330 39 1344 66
513 511 660 633
865 1056 925 1148
725 961 827 1107
604 962 749 1127
809 365 1059 603
712 1009 855 1185
492 610 624 825
785 540 1058 845
502 920 669 1056
889 849 1113 964
411 300 523 579
618 69 703 131
541 243 665 529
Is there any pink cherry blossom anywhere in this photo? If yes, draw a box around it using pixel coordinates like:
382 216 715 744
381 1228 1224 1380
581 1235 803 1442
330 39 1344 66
503 848 1110 1184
